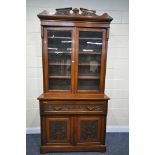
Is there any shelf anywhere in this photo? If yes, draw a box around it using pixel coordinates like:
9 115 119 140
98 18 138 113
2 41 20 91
48 50 71 54
79 52 101 55
49 76 71 79
79 37 102 40
78 63 100 66
48 63 71 66
77 90 99 92
48 89 70 92
48 36 71 39
78 76 100 79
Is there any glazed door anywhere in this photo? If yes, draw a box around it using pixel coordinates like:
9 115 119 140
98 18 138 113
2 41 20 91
76 29 107 93
43 27 107 93
43 28 75 93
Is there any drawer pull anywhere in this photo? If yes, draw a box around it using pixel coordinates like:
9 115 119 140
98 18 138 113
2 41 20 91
53 106 62 111
87 106 96 111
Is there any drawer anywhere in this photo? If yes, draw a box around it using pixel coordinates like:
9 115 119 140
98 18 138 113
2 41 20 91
40 101 108 115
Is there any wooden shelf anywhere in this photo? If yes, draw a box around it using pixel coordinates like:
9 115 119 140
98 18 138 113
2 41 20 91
48 36 71 39
79 52 101 55
48 50 71 54
48 89 70 92
79 37 102 40
77 90 99 92
78 63 100 66
78 76 100 79
49 75 71 79
48 63 71 66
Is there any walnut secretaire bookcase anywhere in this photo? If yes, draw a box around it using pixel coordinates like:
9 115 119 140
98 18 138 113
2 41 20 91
37 7 113 153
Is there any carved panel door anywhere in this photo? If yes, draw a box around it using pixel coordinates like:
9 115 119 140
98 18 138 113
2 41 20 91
75 116 106 145
43 117 73 144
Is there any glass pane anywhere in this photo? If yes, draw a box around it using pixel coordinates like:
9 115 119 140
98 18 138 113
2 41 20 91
78 31 102 91
48 66 71 76
78 66 100 76
78 79 99 91
48 30 72 91
49 79 71 90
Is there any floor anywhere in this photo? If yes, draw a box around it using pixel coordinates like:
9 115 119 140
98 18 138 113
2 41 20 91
26 133 129 155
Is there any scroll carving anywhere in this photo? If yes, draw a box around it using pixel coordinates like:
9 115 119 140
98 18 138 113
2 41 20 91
50 121 67 140
39 7 99 17
87 105 96 111
55 7 72 15
80 8 97 16
80 120 98 140
53 106 62 111
72 8 79 15
38 7 113 22
43 104 105 111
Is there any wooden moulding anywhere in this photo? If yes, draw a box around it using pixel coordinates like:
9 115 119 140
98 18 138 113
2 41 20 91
39 100 108 115
37 7 113 154
40 145 106 153
37 93 110 101
37 7 113 22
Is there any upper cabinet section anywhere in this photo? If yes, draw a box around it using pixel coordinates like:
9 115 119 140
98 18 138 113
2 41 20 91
37 7 113 23
38 8 113 94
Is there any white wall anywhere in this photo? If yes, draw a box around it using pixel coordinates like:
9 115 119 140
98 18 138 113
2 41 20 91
26 0 129 131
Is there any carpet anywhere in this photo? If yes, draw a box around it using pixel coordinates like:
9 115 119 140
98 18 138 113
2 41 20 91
26 133 129 155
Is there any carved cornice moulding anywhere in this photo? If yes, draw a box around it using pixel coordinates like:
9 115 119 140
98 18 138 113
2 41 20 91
37 7 113 22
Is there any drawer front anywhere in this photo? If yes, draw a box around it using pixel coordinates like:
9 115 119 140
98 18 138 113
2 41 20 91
40 101 108 115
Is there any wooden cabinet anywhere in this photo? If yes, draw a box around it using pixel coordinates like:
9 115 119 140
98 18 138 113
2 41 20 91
37 7 113 153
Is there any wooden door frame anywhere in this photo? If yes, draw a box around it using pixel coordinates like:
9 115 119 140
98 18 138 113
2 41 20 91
42 27 108 94
43 27 75 93
74 28 107 93
43 116 73 145
74 116 105 145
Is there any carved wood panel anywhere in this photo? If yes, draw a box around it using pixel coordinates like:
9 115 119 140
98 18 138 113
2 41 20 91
45 117 71 143
50 121 67 140
42 104 105 111
76 117 102 143
80 120 98 140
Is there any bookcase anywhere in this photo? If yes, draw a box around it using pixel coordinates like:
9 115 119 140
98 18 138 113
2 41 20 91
37 7 113 153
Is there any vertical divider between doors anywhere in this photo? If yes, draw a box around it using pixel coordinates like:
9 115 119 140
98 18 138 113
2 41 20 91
72 116 77 145
71 28 75 93
73 27 79 93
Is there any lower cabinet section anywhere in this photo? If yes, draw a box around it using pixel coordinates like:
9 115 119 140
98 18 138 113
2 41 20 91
41 115 107 153
39 99 108 153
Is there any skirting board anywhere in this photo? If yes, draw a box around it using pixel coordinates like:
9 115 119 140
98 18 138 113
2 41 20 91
26 126 129 134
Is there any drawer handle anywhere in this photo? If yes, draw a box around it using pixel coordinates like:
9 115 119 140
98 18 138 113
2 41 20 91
53 106 62 111
87 106 96 111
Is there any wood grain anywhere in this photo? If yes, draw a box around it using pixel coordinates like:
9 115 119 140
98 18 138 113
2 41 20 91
37 7 112 153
